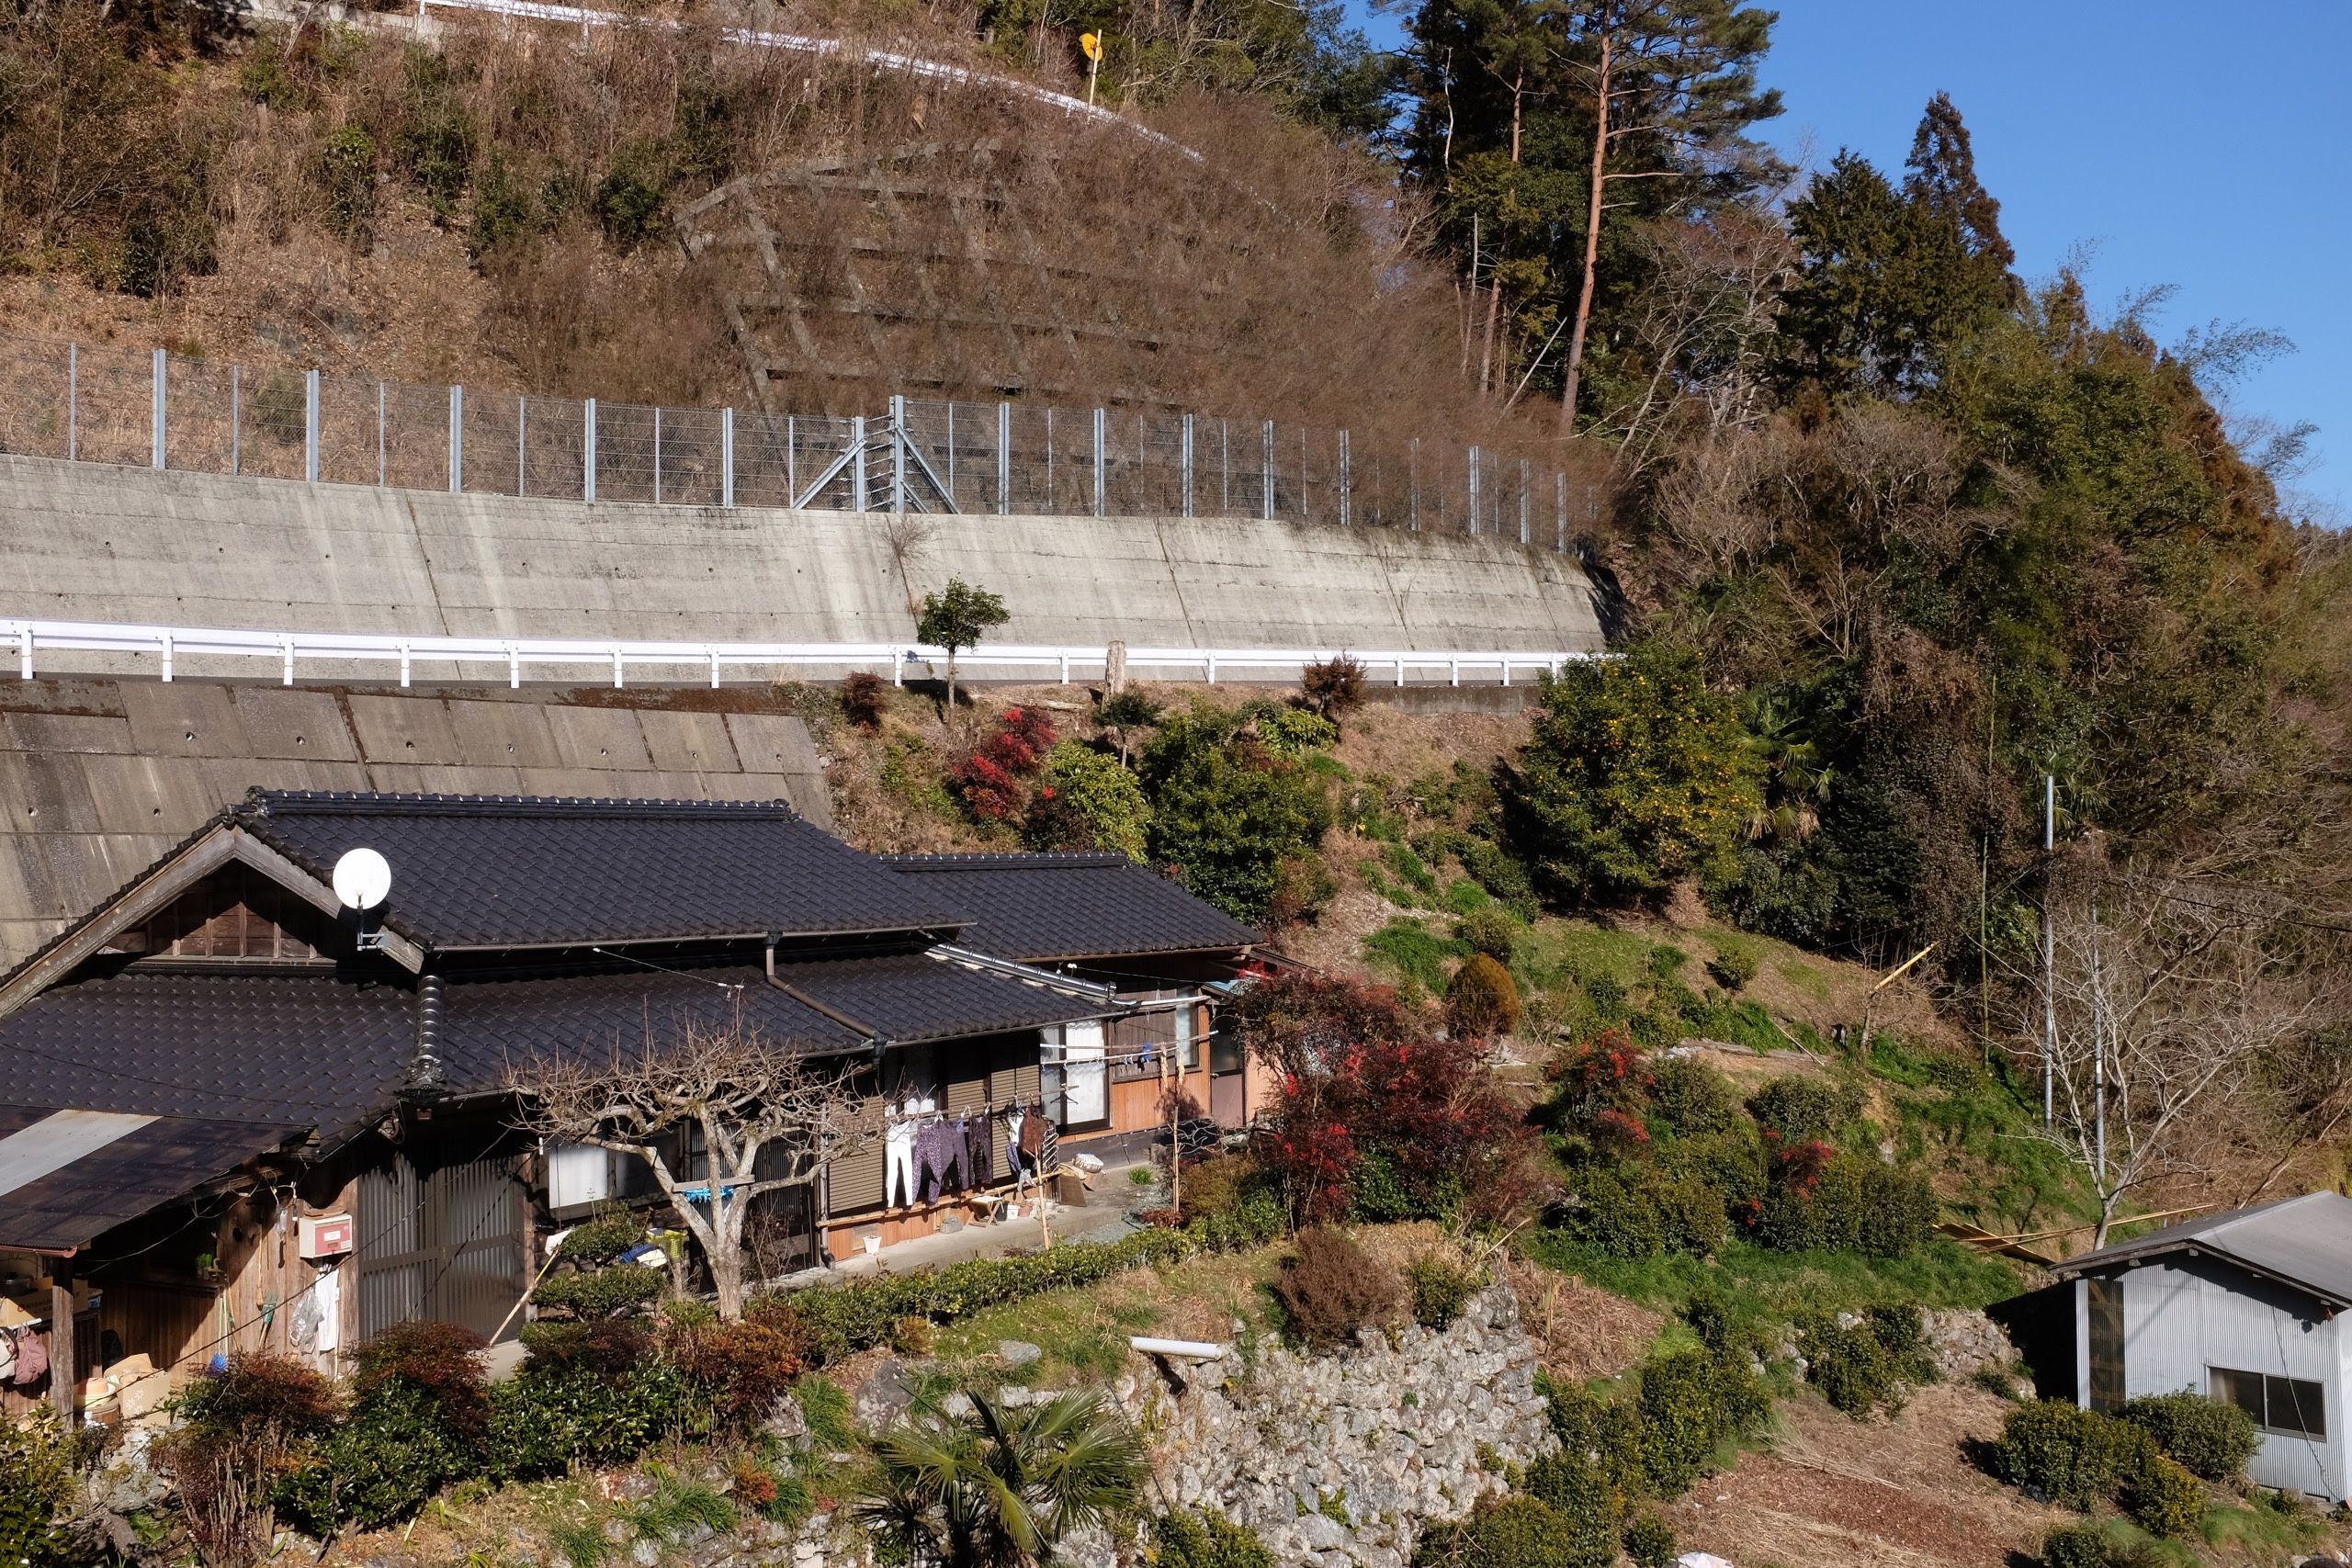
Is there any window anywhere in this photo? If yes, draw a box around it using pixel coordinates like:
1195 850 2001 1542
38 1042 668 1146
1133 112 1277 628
2211 1366 2327 1439
1175 999 1200 1072
1209 1017 1244 1077
1041 1022 1109 1133
2086 1278 2125 1413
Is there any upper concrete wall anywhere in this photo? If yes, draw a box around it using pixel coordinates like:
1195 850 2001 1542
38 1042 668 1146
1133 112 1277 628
0 457 1605 657
0 680 831 976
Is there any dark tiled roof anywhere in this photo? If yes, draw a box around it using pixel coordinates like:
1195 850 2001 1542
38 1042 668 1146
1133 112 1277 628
436 962 864 1091
0 970 416 1140
0 1106 302 1251
779 950 1123 1043
236 792 969 952
879 852 1259 962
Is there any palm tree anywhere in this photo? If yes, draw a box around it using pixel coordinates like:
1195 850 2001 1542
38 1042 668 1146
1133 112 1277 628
1741 687 1838 843
849 1388 1147 1567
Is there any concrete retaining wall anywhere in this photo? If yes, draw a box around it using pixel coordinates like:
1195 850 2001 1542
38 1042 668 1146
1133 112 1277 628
0 457 1606 660
0 680 831 974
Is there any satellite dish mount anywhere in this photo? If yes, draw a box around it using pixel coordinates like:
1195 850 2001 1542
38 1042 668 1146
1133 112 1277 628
332 848 393 951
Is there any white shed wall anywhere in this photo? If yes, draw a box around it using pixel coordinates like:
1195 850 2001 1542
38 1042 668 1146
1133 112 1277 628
2095 1258 2345 1500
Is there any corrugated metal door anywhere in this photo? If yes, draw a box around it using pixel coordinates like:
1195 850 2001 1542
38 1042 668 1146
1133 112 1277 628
356 1154 526 1342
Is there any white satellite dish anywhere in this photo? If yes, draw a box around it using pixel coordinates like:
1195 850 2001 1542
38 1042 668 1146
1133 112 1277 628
332 848 392 911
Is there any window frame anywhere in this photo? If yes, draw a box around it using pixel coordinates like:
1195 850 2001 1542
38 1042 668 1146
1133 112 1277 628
2209 1363 2327 1439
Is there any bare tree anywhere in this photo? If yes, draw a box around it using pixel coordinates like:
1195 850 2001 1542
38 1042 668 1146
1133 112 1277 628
511 1015 873 1319
2021 874 2330 1247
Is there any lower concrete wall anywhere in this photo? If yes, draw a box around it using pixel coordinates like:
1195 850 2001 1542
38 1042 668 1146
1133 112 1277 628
0 680 830 974
0 457 1606 659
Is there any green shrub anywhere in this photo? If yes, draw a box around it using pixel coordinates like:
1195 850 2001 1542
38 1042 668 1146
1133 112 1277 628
1745 1077 1864 1142
2119 1393 2259 1483
1141 708 1333 922
594 141 671 248
1645 1055 1741 1137
1623 1511 1679 1568
1798 1305 1933 1417
1445 953 1521 1038
530 1263 663 1318
0 1412 74 1568
2039 1521 2114 1568
277 1378 479 1532
1459 837 1539 919
320 125 378 243
1412 1493 1600 1568
1703 946 1760 990
1150 1507 1278 1568
1567 1168 1668 1258
560 1208 647 1263
1406 1254 1483 1331
1754 1153 1933 1257
2119 1451 2204 1539
1272 1228 1403 1348
487 1354 691 1481
1497 642 1762 906
667 1311 814 1434
1453 905 1521 963
1988 1402 2151 1511
1638 1346 1749 1495
1027 740 1153 859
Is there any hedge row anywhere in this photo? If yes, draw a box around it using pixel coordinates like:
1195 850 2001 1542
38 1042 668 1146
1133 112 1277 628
778 1199 1280 1360
1989 1401 2212 1540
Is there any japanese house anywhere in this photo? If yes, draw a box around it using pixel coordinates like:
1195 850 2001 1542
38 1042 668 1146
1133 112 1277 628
0 792 1257 1413
2051 1192 2352 1502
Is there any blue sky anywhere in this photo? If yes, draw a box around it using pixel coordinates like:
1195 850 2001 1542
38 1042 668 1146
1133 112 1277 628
1349 0 2350 517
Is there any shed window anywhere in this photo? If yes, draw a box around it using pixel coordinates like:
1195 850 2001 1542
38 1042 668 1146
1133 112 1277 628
2211 1366 2327 1439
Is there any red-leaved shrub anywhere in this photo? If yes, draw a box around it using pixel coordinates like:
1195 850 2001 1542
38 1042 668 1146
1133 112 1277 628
948 706 1058 821
351 1320 489 1441
1271 1227 1402 1348
1237 971 1543 1226
1550 1025 1651 1127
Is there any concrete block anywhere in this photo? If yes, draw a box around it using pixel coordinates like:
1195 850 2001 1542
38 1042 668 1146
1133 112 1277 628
512 768 628 799
542 707 654 771
77 753 208 836
722 714 822 776
304 761 377 794
230 690 362 761
637 710 736 773
0 711 133 757
413 765 524 795
347 694 465 767
119 683 254 760
445 700 562 769
0 753 103 835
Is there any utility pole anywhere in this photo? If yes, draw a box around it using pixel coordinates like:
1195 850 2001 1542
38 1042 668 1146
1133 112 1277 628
2042 773 2056 1125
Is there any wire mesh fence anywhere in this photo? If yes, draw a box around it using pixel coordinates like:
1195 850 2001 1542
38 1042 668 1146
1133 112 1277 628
0 334 1596 548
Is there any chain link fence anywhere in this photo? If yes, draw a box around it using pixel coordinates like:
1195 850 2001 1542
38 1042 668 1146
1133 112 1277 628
0 334 1596 548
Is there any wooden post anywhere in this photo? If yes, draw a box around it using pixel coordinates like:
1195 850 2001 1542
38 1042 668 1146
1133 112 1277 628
49 1280 74 1420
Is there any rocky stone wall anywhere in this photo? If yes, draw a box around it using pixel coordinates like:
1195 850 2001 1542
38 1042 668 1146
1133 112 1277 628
1124 1280 1555 1566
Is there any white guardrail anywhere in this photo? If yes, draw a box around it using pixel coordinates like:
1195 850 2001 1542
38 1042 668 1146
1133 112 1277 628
2 619 1593 691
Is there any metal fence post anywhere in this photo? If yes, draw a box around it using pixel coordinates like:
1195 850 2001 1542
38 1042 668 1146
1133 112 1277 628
1220 419 1230 515
376 382 385 486
449 384 464 493
1556 471 1566 553
584 398 596 502
1091 407 1106 518
997 401 1011 515
305 369 321 483
946 403 956 507
1181 413 1194 518
151 348 166 470
66 344 77 462
1408 437 1419 531
890 394 908 513
722 408 735 508
786 414 797 504
1467 446 1480 536
517 396 527 496
851 415 868 512
653 407 663 504
1339 430 1351 526
232 365 242 476
1261 420 1275 520
1520 457 1531 545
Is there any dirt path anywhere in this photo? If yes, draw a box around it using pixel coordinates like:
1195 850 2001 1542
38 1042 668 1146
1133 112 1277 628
1664 1383 2065 1568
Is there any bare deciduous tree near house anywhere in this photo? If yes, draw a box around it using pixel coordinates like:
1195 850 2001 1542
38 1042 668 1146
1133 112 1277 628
511 1016 871 1320
2022 874 2333 1247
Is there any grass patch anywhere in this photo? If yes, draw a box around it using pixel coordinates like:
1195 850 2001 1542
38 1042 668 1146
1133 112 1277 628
928 1244 1280 1383
1363 919 1466 992
2203 1493 2329 1557
1773 958 1833 1000
1869 1035 2100 1242
1520 1234 2021 1341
